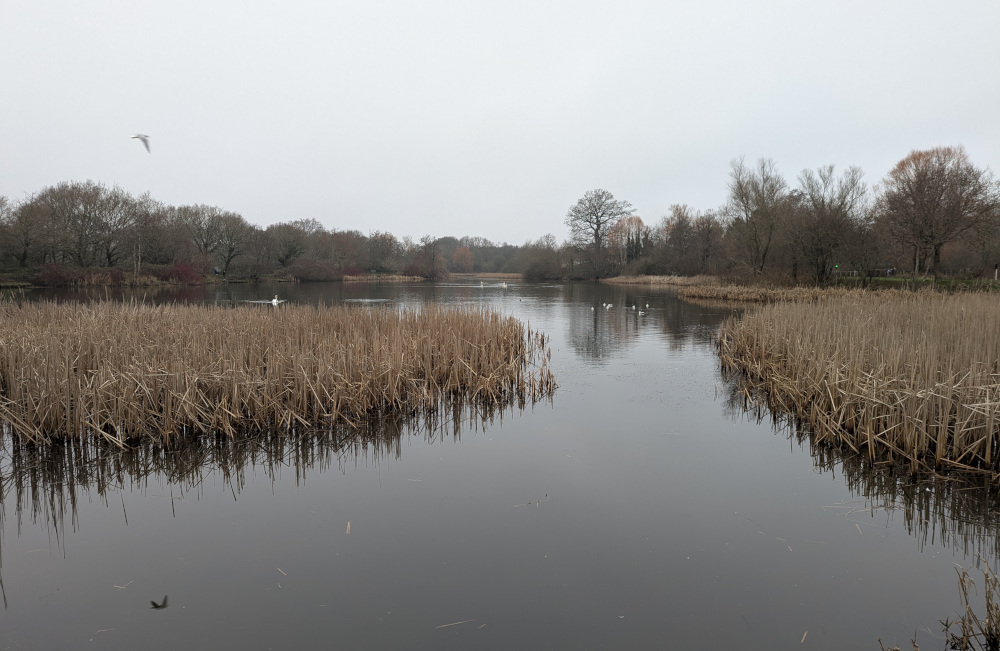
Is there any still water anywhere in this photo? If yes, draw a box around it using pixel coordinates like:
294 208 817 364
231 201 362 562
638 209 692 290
2 280 998 649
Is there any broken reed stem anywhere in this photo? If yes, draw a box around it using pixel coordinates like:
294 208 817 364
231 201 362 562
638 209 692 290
0 300 556 446
719 292 1000 475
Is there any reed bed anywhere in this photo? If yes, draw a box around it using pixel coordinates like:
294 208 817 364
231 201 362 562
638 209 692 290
719 292 1000 475
0 301 555 446
602 274 717 286
678 283 869 303
342 274 424 283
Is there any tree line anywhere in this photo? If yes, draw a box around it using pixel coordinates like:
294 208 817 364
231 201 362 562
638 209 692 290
567 146 1000 283
1 145 997 285
0 181 562 284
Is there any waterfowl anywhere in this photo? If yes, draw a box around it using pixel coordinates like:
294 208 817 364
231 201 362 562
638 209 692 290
131 134 151 152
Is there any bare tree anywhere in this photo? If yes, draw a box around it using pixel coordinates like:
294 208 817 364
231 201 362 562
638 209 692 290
368 231 400 273
215 212 253 275
606 215 648 272
791 165 868 285
722 157 790 274
692 212 723 274
878 146 999 281
1 195 53 266
565 189 634 278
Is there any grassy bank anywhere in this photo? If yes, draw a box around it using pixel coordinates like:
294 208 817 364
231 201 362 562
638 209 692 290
602 274 716 286
677 283 861 302
0 301 555 446
342 274 424 283
719 292 1000 475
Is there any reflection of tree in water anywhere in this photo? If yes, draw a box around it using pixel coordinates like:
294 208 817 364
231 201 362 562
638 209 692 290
722 371 1000 560
0 398 528 554
566 289 740 361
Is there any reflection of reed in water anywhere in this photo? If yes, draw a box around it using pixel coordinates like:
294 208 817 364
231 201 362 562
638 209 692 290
722 371 1000 560
0 395 525 556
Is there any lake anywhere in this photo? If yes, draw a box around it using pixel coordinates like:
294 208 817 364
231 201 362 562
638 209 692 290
1 280 997 650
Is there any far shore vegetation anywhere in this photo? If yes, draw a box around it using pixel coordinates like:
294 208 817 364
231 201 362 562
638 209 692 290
0 300 555 447
2 145 997 290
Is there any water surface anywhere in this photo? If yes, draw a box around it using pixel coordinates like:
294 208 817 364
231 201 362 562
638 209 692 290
2 280 997 649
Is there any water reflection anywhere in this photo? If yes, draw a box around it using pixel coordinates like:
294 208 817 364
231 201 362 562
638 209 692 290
722 369 1000 560
0 398 521 560
3 280 1000 648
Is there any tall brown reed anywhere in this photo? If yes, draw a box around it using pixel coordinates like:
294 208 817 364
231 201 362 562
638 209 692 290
0 301 555 446
602 274 716 286
719 292 1000 475
679 283 863 303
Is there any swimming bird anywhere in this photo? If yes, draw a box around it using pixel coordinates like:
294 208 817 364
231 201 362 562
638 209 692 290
501 281 507 288
638 310 645 316
131 134 151 153
150 595 168 609
606 303 612 309
272 294 284 306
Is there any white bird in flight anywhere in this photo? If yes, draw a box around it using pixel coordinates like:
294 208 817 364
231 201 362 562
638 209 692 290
131 134 151 153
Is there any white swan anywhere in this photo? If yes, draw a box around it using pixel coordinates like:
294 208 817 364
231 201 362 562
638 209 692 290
272 294 281 306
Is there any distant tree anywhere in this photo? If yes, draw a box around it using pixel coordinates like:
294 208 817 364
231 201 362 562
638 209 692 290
267 222 309 267
565 189 634 279
96 186 140 267
452 246 474 272
606 215 648 272
963 203 1000 276
790 165 868 285
2 195 51 266
723 158 790 274
878 146 999 281
692 211 723 274
176 204 224 257
368 231 400 273
215 212 253 275
33 180 138 268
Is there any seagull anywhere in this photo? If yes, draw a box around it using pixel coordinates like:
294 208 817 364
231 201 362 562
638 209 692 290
131 134 151 153
150 595 168 610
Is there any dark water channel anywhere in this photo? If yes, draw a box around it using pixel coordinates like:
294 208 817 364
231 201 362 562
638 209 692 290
2 280 999 649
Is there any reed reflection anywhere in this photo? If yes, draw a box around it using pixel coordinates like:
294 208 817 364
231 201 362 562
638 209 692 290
0 396 530 563
722 371 1000 560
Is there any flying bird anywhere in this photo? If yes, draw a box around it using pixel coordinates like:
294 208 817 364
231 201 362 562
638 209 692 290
150 595 168 609
131 134 151 153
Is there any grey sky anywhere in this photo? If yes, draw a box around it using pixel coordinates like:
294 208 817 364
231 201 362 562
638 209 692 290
2 1 997 245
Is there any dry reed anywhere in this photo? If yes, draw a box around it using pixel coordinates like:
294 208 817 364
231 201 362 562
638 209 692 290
342 274 424 283
719 292 1000 474
602 274 717 286
0 300 555 446
677 283 870 303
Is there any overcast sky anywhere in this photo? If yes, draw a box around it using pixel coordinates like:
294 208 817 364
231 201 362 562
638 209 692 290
2 1 998 244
